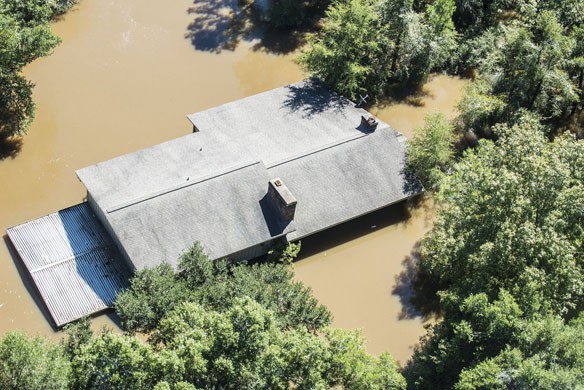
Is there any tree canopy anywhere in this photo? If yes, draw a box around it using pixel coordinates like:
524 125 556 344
0 0 74 138
419 117 584 318
299 0 456 100
115 242 332 334
0 243 406 389
406 290 584 389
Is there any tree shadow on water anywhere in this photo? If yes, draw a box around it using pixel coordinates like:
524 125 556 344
392 242 441 321
251 25 310 55
185 0 316 54
186 0 252 52
373 82 435 110
0 136 23 161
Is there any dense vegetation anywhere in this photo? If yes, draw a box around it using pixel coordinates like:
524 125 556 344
0 0 75 138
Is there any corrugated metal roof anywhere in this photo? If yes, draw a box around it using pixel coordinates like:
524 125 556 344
6 203 130 327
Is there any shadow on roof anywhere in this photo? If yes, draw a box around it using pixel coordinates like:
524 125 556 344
282 79 350 118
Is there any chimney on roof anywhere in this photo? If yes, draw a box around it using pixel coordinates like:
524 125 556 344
268 178 297 222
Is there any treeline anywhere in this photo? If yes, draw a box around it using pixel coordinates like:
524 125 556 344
0 243 406 389
0 0 75 138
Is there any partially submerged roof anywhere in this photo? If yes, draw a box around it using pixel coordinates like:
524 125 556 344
6 203 130 327
77 81 421 270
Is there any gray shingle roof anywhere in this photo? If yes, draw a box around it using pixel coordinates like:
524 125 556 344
77 81 421 270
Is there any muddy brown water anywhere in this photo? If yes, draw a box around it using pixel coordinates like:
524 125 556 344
0 0 466 361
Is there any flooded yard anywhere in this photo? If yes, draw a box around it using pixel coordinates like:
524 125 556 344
0 0 465 361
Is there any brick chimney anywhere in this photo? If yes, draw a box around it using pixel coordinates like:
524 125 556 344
267 178 297 222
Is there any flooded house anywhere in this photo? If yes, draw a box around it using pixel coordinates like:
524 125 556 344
6 81 422 327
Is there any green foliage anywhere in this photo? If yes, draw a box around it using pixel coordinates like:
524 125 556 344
61 317 93 359
325 328 406 389
419 117 584 317
111 243 406 388
406 112 455 189
456 78 506 135
116 242 331 334
0 0 64 137
152 298 405 389
72 332 159 390
455 312 584 389
455 8 583 132
58 298 406 389
406 291 584 389
266 239 301 264
299 0 385 100
115 263 191 333
300 0 456 99
0 331 71 390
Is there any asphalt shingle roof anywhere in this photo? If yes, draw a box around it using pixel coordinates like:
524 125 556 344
77 81 421 270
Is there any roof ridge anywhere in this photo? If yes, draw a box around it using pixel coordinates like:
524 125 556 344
266 131 374 169
106 160 262 213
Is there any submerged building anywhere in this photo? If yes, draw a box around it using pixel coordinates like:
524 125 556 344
7 81 422 327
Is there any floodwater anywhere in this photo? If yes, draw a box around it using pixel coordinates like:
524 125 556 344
0 0 466 362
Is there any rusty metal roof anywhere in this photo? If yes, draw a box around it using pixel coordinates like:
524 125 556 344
6 203 130 327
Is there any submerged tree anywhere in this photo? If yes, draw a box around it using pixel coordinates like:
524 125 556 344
298 0 385 100
406 290 584 389
0 0 61 138
406 112 455 189
0 331 71 390
419 116 584 318
116 242 331 334
457 10 581 132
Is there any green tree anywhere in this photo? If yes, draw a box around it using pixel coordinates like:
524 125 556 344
0 331 71 390
299 0 385 100
71 332 160 390
406 291 584 389
153 298 405 389
406 112 455 189
419 117 584 317
458 11 580 132
0 2 61 137
379 0 456 85
114 263 191 333
116 242 331 334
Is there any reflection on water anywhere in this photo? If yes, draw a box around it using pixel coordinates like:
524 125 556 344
294 199 436 365
0 0 465 363
371 75 469 139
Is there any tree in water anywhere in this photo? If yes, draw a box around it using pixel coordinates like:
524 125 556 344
0 0 63 138
299 0 386 100
419 116 584 318
406 290 584 389
406 112 456 190
0 331 71 390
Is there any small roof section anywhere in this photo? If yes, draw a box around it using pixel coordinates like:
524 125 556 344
6 203 130 327
77 81 421 270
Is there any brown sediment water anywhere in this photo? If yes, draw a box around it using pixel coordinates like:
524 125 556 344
0 0 466 363
294 200 434 365
371 75 469 139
